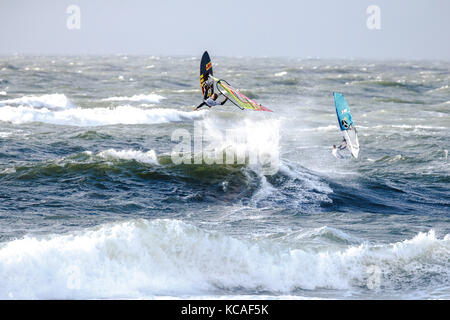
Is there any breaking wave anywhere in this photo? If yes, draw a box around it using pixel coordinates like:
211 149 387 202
0 219 448 299
0 93 76 110
0 105 206 126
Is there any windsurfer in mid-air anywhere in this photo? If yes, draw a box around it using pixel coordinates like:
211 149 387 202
194 82 228 110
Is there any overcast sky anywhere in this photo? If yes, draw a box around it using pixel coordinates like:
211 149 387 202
0 0 449 60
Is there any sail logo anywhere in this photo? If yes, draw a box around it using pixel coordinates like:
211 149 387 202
341 119 349 129
206 62 212 71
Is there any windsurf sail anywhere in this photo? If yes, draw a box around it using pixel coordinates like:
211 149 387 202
200 51 214 98
211 76 273 112
333 92 359 158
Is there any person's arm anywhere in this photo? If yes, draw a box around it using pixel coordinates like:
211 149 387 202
220 96 228 105
194 101 206 111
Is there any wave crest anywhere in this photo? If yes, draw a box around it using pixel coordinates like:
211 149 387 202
1 220 447 299
0 105 205 126
0 93 76 110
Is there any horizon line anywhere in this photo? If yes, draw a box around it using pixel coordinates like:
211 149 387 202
0 53 449 63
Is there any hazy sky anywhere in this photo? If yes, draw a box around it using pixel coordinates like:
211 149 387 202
0 0 449 60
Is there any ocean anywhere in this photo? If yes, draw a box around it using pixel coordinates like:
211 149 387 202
0 55 448 299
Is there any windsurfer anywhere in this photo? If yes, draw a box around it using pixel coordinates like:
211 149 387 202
194 91 228 110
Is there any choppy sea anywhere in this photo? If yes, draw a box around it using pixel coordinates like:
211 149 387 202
0 55 448 299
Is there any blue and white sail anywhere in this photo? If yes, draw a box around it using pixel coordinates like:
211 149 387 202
333 92 360 158
334 92 354 131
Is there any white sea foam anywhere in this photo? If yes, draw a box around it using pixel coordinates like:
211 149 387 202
275 162 333 205
274 71 287 77
97 149 158 164
194 117 332 204
0 167 16 174
0 219 448 299
251 175 278 203
0 93 76 110
426 85 450 93
391 125 448 130
173 89 199 93
0 132 12 138
296 125 337 132
0 105 206 126
102 94 166 103
289 226 362 245
199 117 281 175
